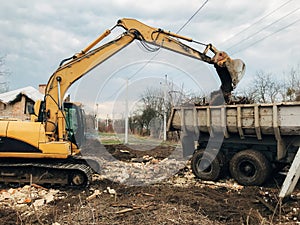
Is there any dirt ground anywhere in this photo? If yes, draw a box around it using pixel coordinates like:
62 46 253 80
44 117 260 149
0 143 299 225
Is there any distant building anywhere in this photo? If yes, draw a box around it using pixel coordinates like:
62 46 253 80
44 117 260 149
38 84 46 95
0 86 44 120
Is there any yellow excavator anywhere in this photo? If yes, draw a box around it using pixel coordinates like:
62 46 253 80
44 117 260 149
0 18 245 187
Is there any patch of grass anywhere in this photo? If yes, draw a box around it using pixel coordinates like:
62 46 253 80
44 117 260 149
98 132 180 147
100 139 122 145
98 132 122 145
98 132 117 137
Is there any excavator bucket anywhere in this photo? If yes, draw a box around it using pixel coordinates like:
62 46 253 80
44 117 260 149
212 51 246 89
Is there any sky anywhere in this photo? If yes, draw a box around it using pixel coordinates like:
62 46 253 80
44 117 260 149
0 0 299 117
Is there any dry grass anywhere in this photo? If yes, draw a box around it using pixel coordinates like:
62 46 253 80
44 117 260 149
3 182 297 225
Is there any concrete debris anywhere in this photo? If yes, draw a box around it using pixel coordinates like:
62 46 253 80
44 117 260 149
201 180 244 191
0 184 64 210
107 186 117 195
131 155 155 163
86 189 101 201
33 198 45 207
94 156 187 185
163 166 244 191
91 154 245 191
119 149 130 154
291 192 300 200
103 187 117 201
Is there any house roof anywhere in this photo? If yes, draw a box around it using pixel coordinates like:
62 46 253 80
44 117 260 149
0 86 44 104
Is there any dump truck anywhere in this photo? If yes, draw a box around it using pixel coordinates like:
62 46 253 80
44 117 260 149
168 102 300 187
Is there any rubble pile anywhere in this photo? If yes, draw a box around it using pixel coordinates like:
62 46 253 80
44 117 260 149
0 184 64 211
95 155 187 185
258 189 300 222
93 153 244 192
168 168 244 191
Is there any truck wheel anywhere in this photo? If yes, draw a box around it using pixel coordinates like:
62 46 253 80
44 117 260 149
191 150 222 181
229 149 271 186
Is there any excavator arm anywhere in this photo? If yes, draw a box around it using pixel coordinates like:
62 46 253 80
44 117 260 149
43 18 244 141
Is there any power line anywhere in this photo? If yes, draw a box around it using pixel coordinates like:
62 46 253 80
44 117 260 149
231 18 300 55
104 49 162 101
226 7 300 51
222 0 294 44
176 0 209 33
104 1 209 101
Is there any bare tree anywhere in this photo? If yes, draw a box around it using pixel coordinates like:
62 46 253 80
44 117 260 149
281 64 300 101
236 71 281 103
130 81 209 137
235 86 257 103
236 65 300 103
140 87 164 117
130 87 166 136
252 71 281 103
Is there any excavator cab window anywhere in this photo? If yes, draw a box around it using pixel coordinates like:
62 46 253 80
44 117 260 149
36 101 46 123
64 102 86 148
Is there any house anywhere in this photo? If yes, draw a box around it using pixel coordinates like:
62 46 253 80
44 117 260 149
0 86 44 120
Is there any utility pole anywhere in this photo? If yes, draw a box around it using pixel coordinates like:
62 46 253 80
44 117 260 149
125 79 129 144
163 74 167 141
95 103 99 131
106 114 109 132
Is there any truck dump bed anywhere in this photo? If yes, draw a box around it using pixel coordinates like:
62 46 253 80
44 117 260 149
168 102 300 139
169 102 300 196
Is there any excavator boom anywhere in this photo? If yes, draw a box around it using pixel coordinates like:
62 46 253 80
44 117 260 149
44 18 245 141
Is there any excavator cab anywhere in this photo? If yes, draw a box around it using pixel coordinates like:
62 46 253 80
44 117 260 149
64 102 86 148
31 101 86 148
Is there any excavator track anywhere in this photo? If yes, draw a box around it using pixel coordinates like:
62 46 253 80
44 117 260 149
0 159 94 188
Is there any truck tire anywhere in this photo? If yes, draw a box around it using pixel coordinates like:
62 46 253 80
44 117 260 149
191 150 223 181
229 149 271 186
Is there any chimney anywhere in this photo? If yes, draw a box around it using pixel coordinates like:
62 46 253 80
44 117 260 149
38 84 46 94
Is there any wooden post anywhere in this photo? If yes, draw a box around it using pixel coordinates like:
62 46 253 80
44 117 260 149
279 148 300 198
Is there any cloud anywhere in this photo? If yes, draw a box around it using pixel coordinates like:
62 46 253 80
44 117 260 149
0 0 299 95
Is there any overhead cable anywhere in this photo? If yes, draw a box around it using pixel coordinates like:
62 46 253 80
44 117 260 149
226 7 299 51
231 18 300 55
105 1 209 101
176 0 209 34
222 0 294 44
